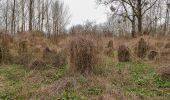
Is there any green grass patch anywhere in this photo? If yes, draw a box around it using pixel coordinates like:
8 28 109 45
1 59 170 99
0 64 26 99
81 86 103 96
113 61 170 98
54 81 79 100
0 64 67 99
44 65 66 84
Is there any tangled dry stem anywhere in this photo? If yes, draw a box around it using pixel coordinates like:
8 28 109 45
69 36 96 74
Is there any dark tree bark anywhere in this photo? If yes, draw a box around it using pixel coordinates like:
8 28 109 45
29 0 33 31
137 0 143 35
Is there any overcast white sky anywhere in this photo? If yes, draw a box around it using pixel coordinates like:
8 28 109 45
62 0 107 26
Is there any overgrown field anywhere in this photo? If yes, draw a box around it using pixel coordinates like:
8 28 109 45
0 33 170 99
0 60 170 99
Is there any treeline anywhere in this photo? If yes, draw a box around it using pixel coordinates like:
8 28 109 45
1 0 170 38
0 0 70 35
98 0 170 37
69 0 170 37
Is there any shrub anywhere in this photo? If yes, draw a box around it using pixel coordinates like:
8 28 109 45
0 46 2 63
27 59 47 70
156 65 170 80
118 45 130 62
18 40 28 55
43 47 52 58
165 42 170 49
136 38 148 58
161 48 170 55
0 33 13 45
15 41 30 65
52 51 67 67
107 40 113 48
148 50 158 60
105 48 114 57
105 40 114 56
14 53 33 65
1 47 11 64
69 36 96 74
0 35 12 64
42 47 67 67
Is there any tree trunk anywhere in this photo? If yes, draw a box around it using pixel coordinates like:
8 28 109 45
41 1 44 32
5 0 9 32
29 0 33 31
21 0 25 32
164 8 169 35
131 12 136 38
137 0 143 35
11 0 16 35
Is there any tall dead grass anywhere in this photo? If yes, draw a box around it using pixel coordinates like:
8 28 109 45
157 65 170 80
0 46 2 63
69 36 97 74
118 45 130 62
136 38 149 58
0 33 12 64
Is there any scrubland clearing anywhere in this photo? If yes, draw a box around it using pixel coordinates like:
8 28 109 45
0 33 170 100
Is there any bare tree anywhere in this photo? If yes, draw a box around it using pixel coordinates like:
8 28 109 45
21 0 26 32
11 0 16 34
5 0 9 32
29 0 34 31
52 0 70 35
97 0 158 37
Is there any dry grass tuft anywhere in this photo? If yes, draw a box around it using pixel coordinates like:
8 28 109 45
136 38 149 58
0 46 2 63
18 40 28 54
0 33 12 64
42 47 52 58
165 42 170 49
148 50 158 60
107 40 113 48
156 65 170 80
118 45 130 62
16 40 31 65
69 36 97 74
0 33 13 45
43 49 67 67
104 40 114 56
28 59 47 70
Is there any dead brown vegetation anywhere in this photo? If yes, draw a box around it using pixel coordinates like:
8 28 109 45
43 47 52 58
18 40 28 54
28 59 47 70
0 31 169 67
0 33 13 45
157 65 170 80
43 48 67 67
105 48 114 57
104 40 114 56
69 36 97 74
0 34 12 64
118 45 130 62
107 40 113 48
148 50 158 60
165 42 170 49
0 46 2 63
136 38 148 58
